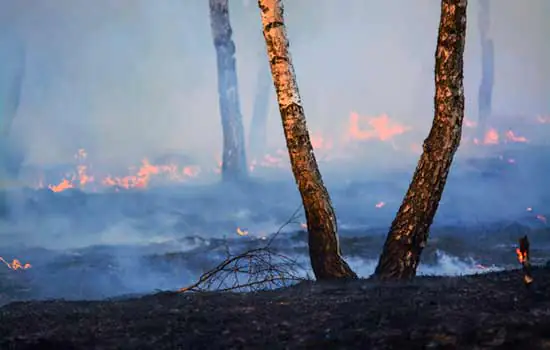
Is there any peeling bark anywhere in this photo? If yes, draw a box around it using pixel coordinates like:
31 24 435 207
258 0 357 280
477 0 493 137
374 0 468 280
248 54 272 159
209 0 248 182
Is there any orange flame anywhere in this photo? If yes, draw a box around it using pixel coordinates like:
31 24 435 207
0 257 32 270
515 248 527 264
348 112 410 141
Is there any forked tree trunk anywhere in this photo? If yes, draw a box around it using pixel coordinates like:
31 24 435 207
209 0 248 182
258 0 357 280
374 0 468 280
477 0 493 137
248 54 272 159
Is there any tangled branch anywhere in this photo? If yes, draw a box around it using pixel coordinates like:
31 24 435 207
179 205 309 293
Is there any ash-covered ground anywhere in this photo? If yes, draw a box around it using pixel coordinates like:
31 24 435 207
1 143 550 305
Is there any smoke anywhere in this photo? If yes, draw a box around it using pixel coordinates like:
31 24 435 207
0 1 548 301
0 0 546 167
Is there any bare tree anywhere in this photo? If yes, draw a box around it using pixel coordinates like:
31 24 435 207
209 0 248 182
248 52 272 159
258 0 357 280
0 40 25 216
374 0 468 280
477 0 493 137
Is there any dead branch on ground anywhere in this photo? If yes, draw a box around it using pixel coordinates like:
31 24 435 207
179 205 309 293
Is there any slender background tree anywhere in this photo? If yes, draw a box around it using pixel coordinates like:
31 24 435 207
477 0 493 138
209 0 248 182
258 0 357 280
374 0 468 280
0 40 25 215
248 50 272 160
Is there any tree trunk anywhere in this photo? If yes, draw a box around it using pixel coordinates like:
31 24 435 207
248 53 272 159
0 43 25 177
0 42 25 216
374 0 468 281
209 0 248 182
258 0 357 280
477 0 493 137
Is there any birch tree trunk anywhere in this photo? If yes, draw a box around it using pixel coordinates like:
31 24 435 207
209 0 248 182
258 0 357 280
477 0 493 138
374 0 468 280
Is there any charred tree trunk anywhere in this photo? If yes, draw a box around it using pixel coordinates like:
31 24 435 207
248 54 272 159
209 0 248 182
374 0 468 281
258 0 357 280
477 0 493 137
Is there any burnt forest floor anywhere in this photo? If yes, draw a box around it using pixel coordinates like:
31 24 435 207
2 267 550 350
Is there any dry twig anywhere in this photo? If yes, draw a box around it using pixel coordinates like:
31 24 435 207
179 205 309 293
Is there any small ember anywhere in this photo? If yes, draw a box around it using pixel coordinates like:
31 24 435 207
236 227 249 236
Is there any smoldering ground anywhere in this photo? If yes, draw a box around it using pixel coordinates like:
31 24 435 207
0 0 549 303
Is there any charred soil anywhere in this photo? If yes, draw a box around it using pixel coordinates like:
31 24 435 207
1 268 550 349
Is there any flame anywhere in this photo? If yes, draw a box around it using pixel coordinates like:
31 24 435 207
505 130 528 143
515 248 527 264
348 112 410 141
36 112 544 192
236 227 248 236
480 128 499 144
0 257 31 270
473 128 529 145
48 178 74 192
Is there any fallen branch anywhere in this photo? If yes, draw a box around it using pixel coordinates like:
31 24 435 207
179 205 309 293
516 235 533 287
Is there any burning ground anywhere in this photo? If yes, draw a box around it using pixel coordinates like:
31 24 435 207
1 115 550 302
0 115 549 348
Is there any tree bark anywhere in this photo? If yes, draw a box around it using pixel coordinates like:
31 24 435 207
477 0 493 137
374 0 468 281
258 0 357 280
248 53 272 159
209 0 248 182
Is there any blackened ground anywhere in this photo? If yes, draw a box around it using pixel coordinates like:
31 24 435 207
1 268 550 350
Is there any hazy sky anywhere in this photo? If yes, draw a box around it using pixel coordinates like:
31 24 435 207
0 0 547 167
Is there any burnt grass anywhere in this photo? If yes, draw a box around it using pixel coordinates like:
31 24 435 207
2 268 550 349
